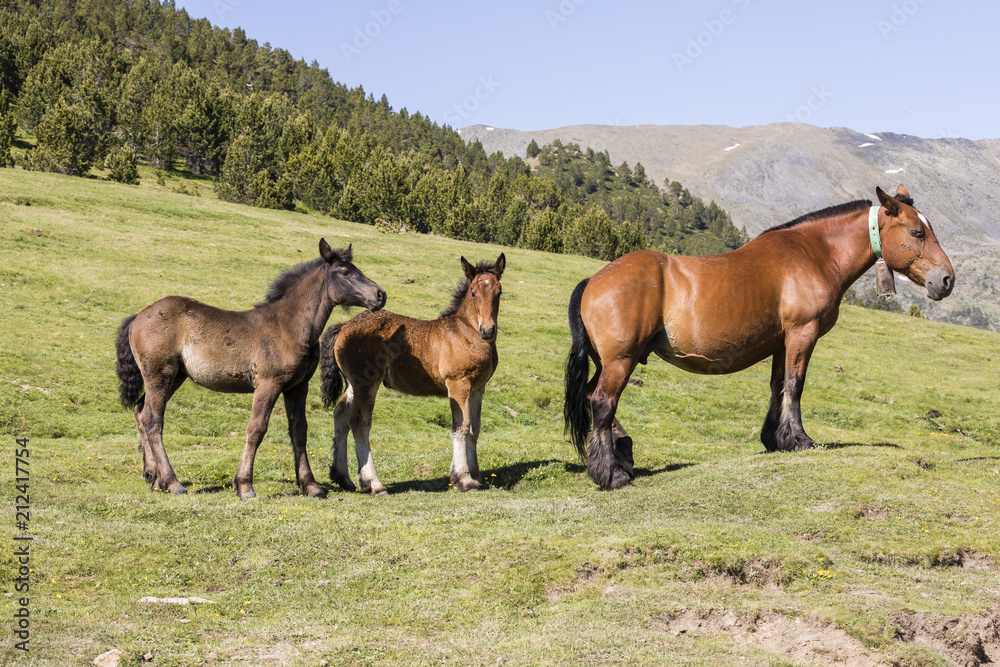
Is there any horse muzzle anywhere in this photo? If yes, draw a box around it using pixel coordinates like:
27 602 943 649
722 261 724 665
369 289 387 312
479 324 497 341
924 266 954 301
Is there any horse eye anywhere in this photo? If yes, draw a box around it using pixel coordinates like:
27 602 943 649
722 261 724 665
909 229 926 240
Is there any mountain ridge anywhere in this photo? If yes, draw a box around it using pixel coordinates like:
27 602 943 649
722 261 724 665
460 122 1000 326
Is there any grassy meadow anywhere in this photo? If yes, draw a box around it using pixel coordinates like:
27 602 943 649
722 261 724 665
1 167 999 666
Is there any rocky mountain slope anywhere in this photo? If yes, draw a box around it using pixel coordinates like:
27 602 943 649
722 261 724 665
461 123 1000 325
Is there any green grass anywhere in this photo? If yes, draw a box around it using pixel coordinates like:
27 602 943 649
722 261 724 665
1 167 999 666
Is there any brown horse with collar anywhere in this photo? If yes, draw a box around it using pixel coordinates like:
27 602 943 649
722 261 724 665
320 254 505 496
115 239 386 499
565 185 954 490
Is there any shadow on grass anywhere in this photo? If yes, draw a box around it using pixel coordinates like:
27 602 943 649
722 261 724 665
562 461 696 482
635 462 696 478
382 459 561 494
193 484 228 495
957 456 1000 463
818 441 903 450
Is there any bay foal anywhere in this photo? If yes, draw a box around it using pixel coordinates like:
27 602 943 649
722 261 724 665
321 254 505 495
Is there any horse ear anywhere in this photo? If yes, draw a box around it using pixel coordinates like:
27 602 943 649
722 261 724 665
876 186 901 216
895 184 911 199
319 238 334 263
494 253 506 278
461 256 476 281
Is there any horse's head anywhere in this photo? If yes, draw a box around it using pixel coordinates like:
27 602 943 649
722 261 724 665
461 253 505 341
875 185 955 301
320 239 387 311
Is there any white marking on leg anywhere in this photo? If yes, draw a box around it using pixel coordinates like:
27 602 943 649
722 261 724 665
451 426 471 481
332 385 353 479
354 428 382 493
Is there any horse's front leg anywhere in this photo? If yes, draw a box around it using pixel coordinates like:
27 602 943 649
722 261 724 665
774 324 819 452
284 381 325 498
349 383 387 497
233 383 281 500
760 352 785 452
447 381 479 491
467 389 485 486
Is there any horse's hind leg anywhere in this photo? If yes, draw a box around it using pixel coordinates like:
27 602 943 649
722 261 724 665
612 419 634 479
588 358 635 490
349 383 387 497
132 394 156 484
585 359 633 479
233 383 281 500
284 381 325 499
329 384 357 491
137 368 188 494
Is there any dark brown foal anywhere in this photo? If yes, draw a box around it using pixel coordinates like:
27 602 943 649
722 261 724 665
116 239 386 499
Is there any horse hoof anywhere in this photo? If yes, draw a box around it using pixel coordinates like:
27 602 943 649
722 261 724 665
239 490 256 501
330 470 357 492
304 485 327 499
609 469 633 490
793 438 815 451
372 489 389 498
170 486 188 495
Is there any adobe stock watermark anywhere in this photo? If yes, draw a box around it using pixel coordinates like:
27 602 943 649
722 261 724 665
213 0 246 23
340 0 406 63
546 0 587 31
443 76 502 128
673 0 752 73
877 0 929 40
778 85 834 124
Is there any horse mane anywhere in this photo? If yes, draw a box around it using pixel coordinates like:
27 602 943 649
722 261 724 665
760 192 916 236
440 261 500 317
759 200 871 235
256 257 325 307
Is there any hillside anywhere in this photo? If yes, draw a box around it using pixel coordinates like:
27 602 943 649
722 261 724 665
462 123 1000 326
0 0 744 263
2 169 999 665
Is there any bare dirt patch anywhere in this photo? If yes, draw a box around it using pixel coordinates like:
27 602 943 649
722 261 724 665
857 502 888 521
689 557 785 590
659 608 883 666
892 611 1000 666
932 550 997 571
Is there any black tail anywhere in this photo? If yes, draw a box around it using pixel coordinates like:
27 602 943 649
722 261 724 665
564 279 592 460
320 323 344 408
115 314 143 408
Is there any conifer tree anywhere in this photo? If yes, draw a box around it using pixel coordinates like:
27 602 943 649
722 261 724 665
0 94 15 167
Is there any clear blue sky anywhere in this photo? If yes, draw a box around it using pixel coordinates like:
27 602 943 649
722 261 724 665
175 0 998 139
